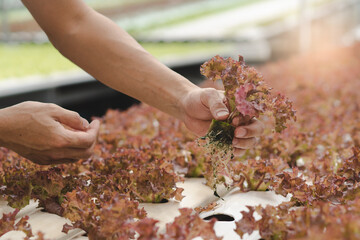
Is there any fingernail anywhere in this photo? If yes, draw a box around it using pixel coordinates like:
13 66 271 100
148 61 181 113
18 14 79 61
216 110 228 118
236 128 247 137
82 118 90 129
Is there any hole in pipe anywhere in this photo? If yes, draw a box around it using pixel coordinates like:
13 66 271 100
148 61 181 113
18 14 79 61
145 199 168 204
203 214 234 221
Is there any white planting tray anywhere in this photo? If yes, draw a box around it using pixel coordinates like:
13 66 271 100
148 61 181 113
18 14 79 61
0 178 289 240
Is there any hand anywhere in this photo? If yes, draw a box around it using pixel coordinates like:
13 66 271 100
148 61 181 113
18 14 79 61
231 116 264 156
181 87 264 156
0 101 100 165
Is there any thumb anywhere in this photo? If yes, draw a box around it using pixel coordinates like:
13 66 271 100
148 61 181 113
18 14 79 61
201 88 229 120
53 108 89 131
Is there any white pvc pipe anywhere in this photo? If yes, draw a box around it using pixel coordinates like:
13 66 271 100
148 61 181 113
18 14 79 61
299 0 311 53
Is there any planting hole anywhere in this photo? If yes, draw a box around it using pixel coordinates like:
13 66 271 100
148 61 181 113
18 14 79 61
203 214 234 221
159 199 169 203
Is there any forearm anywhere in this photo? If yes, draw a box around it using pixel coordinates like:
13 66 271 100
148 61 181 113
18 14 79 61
51 15 199 120
22 0 198 120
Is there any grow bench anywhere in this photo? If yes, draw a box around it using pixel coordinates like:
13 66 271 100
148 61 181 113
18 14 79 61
0 178 288 240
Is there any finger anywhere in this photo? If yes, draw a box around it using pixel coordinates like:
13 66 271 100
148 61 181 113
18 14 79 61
52 107 89 131
200 88 229 120
234 119 265 138
25 153 79 165
184 115 212 137
232 116 241 126
62 120 100 148
183 90 212 120
89 119 101 139
58 148 93 160
44 147 94 161
233 148 247 157
232 137 257 150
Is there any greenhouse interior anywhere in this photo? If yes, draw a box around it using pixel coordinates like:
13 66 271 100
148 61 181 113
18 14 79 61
1 0 360 239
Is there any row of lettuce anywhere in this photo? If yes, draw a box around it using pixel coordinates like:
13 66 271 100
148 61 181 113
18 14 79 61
1 43 360 239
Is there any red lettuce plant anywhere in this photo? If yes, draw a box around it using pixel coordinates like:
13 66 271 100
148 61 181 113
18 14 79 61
160 208 222 240
229 158 289 191
200 55 295 151
62 190 148 240
0 209 33 239
200 55 295 188
236 198 360 240
1 44 360 239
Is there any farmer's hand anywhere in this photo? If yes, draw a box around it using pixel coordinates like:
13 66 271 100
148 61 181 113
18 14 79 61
181 88 264 156
0 101 100 165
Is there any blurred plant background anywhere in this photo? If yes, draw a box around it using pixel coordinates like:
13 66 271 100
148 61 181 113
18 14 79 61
0 0 359 117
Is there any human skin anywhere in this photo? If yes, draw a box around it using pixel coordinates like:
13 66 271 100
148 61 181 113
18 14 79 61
0 102 99 165
0 0 264 164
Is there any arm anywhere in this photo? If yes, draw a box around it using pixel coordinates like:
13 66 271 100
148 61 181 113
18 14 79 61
22 0 192 120
21 0 263 155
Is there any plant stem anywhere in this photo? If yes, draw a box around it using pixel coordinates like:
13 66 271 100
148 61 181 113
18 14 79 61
254 175 266 191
